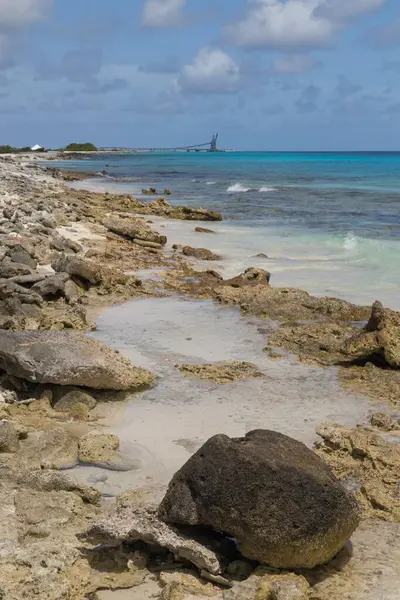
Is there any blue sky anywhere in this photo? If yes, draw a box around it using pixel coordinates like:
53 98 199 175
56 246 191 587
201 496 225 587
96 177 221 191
0 0 399 150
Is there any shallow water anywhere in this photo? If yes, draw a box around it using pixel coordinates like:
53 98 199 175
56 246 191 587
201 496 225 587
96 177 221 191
51 151 400 309
69 297 371 499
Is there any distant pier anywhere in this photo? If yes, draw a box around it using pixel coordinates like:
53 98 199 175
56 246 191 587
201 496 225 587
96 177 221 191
100 133 222 153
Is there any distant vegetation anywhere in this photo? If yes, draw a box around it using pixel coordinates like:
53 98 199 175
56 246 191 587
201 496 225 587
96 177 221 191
0 145 45 154
64 142 97 152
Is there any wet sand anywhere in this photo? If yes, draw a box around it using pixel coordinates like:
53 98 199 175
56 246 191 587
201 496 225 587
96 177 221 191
68 296 371 501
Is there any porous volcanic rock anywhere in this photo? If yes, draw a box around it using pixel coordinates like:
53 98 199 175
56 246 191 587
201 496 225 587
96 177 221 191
159 430 361 569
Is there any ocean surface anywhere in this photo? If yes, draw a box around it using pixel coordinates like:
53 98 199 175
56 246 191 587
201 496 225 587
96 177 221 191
50 151 400 309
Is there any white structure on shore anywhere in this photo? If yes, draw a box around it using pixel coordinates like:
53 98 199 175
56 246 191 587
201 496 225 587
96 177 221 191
30 144 43 151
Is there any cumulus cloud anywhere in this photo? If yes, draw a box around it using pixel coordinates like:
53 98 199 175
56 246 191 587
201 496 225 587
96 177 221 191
225 0 386 49
142 0 186 28
0 0 51 28
273 54 321 74
0 0 52 68
180 47 241 94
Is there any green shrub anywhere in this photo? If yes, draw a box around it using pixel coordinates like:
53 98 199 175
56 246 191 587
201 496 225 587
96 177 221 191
0 145 15 154
64 142 97 152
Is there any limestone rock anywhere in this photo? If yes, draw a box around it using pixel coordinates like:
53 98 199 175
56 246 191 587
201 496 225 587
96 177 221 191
0 420 19 452
177 361 263 384
0 260 32 278
159 570 219 599
223 267 271 288
343 301 400 368
52 255 102 285
63 278 81 302
55 388 97 413
271 575 310 600
22 429 79 469
159 430 361 569
370 412 397 431
32 272 70 298
0 330 155 390
7 244 37 269
105 217 167 246
183 247 221 261
0 280 43 306
83 505 225 574
78 433 135 470
223 571 309 600
195 227 216 234
50 234 82 253
315 423 400 522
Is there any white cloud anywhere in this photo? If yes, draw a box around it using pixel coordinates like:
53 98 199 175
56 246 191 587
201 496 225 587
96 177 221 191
0 0 51 28
0 0 52 68
226 0 386 49
142 0 186 28
273 54 321 74
180 47 241 94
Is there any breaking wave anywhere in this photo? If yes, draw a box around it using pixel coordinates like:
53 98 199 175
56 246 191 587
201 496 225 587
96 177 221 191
227 183 251 193
344 232 358 250
227 183 277 193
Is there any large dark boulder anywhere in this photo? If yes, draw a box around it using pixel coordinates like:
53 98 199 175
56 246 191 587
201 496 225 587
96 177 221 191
0 330 155 391
159 430 360 569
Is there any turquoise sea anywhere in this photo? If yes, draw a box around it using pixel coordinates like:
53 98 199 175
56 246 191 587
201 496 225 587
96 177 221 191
51 152 400 310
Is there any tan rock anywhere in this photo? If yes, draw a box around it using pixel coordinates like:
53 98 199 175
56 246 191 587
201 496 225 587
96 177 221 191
0 420 19 452
270 575 310 600
159 570 219 600
316 423 400 522
55 388 97 412
177 361 264 384
79 433 119 465
21 428 79 469
183 246 221 261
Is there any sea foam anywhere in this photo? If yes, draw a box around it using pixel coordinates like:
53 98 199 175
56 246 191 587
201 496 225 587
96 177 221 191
227 183 250 192
344 232 358 250
259 186 277 192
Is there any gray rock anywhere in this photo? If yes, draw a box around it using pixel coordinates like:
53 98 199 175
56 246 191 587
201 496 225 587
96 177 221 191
63 279 81 303
50 235 82 254
0 260 32 279
0 420 19 452
0 280 43 306
83 505 224 574
7 245 37 269
0 330 155 390
104 218 167 246
10 273 46 287
32 272 70 298
52 255 101 285
159 430 361 569
41 217 57 229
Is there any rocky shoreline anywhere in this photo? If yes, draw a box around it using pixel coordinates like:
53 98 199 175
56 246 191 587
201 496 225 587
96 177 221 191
0 155 399 599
